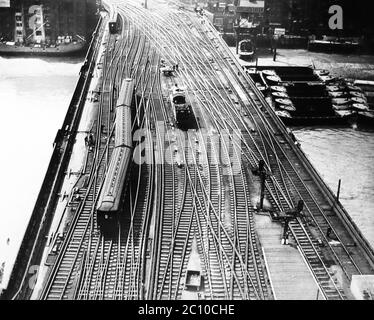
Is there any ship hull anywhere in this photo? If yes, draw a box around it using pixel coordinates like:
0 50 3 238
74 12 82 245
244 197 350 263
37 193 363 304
0 42 87 57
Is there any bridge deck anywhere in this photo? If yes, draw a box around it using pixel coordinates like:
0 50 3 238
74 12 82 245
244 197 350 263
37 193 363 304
3 0 374 300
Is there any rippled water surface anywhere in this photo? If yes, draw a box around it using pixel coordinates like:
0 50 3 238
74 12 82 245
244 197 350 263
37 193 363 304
293 126 374 247
0 56 82 288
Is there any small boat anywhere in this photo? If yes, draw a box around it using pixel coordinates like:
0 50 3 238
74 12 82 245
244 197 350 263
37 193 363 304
351 103 369 111
346 84 362 92
262 70 277 76
271 91 289 98
275 110 292 118
277 104 296 112
266 75 282 83
255 83 266 91
319 75 335 83
328 91 347 98
270 86 287 92
334 109 355 118
332 104 351 111
275 98 296 112
350 97 367 104
275 98 293 105
326 85 345 92
349 91 366 99
332 97 351 105
314 69 330 76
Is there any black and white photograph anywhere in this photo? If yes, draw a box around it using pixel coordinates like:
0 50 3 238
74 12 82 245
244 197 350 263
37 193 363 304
0 0 373 308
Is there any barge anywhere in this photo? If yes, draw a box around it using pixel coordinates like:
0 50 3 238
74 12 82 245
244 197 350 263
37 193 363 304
249 66 374 126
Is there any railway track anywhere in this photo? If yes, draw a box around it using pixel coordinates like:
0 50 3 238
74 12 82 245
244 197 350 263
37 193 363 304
39 10 154 299
148 54 194 300
118 1 271 299
162 12 270 299
117 42 155 300
194 13 373 298
188 15 349 299
114 2 374 299
32 0 374 300
40 17 121 298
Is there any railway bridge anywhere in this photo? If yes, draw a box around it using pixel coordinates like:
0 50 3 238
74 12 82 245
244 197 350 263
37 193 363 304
2 0 374 300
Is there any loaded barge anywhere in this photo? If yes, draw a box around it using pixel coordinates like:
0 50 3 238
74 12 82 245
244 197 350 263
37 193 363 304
247 66 374 126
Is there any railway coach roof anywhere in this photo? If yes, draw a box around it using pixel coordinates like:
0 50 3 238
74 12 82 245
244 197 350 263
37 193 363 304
116 78 134 107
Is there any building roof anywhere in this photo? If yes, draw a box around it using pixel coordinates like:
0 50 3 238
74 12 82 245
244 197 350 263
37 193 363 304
238 0 265 8
236 0 265 13
210 3 235 13
0 0 10 8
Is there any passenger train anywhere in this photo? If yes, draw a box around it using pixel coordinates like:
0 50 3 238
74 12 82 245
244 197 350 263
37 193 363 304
96 78 134 232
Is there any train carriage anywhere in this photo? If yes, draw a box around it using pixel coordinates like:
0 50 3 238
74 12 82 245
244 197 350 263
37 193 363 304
117 78 134 108
96 147 132 226
115 104 133 148
96 79 135 233
115 78 134 148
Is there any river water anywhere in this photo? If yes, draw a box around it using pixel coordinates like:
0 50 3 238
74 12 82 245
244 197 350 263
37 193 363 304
0 56 373 290
0 56 82 289
293 126 374 246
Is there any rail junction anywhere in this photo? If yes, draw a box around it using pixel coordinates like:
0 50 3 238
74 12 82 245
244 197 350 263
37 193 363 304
3 0 374 300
